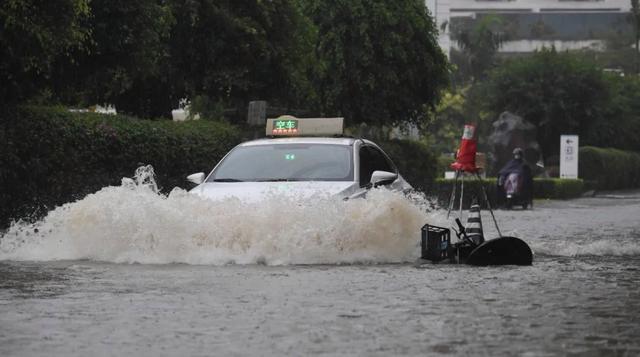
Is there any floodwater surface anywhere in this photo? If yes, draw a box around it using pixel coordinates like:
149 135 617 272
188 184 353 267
1 172 639 356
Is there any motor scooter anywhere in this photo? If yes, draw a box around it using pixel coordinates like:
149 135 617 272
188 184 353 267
498 172 532 209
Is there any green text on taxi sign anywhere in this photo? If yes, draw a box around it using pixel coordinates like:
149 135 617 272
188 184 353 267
273 119 298 131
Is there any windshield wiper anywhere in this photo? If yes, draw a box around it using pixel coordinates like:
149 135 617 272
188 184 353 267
256 178 301 182
212 178 244 182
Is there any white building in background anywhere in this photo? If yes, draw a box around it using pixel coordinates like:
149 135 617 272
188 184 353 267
425 0 633 56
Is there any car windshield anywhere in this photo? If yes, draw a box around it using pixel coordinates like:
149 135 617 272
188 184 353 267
207 143 354 182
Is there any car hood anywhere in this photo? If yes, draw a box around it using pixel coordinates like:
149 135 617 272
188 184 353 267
189 181 360 202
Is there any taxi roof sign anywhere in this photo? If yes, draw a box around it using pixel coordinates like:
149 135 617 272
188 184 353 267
266 115 344 137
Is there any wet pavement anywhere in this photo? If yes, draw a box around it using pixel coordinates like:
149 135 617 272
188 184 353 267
1 190 639 356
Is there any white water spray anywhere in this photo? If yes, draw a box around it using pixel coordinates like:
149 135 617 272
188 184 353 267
0 166 446 265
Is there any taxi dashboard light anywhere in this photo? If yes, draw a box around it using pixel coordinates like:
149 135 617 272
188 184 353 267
266 115 343 137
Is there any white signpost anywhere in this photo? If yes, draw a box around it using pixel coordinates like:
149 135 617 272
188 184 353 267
560 135 579 179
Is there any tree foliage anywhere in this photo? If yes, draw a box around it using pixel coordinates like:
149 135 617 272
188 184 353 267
425 89 467 153
587 74 640 151
2 0 448 126
451 14 506 82
55 0 175 117
0 0 91 104
302 0 448 126
481 48 640 158
2 0 316 119
423 84 495 154
168 0 315 118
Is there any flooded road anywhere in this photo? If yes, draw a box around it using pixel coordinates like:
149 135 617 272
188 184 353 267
1 185 639 356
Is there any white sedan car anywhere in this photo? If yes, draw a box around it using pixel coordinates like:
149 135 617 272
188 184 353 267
186 117 412 201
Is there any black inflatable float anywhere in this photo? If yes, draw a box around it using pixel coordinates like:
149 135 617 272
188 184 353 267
420 223 533 266
466 236 532 266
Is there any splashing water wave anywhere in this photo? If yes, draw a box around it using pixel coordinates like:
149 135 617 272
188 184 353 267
2 167 638 264
528 235 640 257
0 167 445 265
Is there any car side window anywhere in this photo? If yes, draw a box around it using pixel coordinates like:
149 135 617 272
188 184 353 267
359 145 395 187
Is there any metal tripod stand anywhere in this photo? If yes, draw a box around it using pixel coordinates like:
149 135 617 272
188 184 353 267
446 170 502 237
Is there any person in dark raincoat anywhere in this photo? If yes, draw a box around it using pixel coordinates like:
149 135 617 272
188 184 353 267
497 148 533 209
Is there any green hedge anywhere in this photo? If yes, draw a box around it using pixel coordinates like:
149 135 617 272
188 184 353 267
432 177 584 208
579 146 640 190
377 139 438 193
532 178 584 199
0 106 242 227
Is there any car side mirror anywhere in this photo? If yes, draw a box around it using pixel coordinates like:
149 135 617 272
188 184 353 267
186 172 205 185
370 170 397 187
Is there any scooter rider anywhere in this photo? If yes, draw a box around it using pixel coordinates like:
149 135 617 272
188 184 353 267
497 148 533 208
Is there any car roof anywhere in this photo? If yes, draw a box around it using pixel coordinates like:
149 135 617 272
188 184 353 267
239 137 362 147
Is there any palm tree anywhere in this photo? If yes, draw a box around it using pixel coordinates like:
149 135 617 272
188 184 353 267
453 14 506 81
